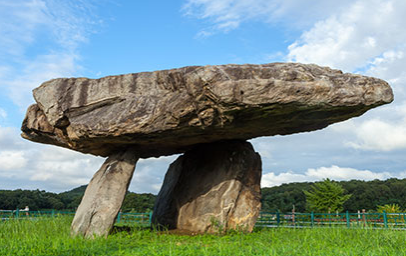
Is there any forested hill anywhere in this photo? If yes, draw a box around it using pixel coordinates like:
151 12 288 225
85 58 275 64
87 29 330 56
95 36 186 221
262 178 406 212
0 185 156 212
2 178 406 212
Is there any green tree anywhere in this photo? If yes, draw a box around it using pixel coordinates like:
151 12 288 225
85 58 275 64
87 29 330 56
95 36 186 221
377 204 403 223
304 179 351 212
377 203 402 213
121 193 156 212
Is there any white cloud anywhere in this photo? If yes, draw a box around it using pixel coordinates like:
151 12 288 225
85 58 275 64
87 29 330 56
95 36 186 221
262 165 395 187
0 0 48 58
130 155 178 194
261 171 313 187
0 0 95 58
287 0 406 72
330 99 406 152
183 0 355 33
0 108 6 119
306 166 391 180
0 126 26 150
0 151 28 171
367 50 406 97
0 126 103 190
29 146 104 185
348 119 406 151
0 0 99 109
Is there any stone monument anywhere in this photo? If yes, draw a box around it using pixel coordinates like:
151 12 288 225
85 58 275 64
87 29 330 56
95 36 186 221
21 63 393 237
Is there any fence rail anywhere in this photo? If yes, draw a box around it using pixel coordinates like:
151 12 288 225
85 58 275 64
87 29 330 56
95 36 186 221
0 209 150 225
256 211 406 229
2 209 406 229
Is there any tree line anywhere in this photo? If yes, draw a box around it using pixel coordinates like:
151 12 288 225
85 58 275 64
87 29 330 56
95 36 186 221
0 185 156 212
2 178 406 213
261 178 406 212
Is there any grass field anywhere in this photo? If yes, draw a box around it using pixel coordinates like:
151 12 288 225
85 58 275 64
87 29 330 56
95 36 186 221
1 217 406 256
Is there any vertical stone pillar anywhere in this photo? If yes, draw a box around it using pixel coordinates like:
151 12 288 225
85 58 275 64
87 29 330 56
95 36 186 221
152 140 262 233
71 148 138 238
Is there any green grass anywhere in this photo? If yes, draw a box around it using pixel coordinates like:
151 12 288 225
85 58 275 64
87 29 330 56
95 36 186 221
1 217 406 255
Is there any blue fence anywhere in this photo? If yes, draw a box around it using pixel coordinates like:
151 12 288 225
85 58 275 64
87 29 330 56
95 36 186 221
2 209 406 229
0 209 75 221
256 211 406 229
0 209 150 225
116 212 152 225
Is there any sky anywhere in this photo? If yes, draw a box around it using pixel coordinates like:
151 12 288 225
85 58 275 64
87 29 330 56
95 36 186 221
0 0 405 193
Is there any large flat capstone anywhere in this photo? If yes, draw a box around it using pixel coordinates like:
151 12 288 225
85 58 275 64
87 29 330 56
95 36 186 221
21 63 393 158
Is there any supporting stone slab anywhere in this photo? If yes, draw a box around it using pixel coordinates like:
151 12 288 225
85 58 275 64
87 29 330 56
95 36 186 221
152 140 262 233
71 148 138 238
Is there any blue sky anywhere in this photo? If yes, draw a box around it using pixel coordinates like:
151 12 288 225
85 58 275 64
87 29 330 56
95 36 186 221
1 0 406 193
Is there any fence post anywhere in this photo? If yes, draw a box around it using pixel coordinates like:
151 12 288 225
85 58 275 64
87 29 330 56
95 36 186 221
52 209 55 218
404 213 406 227
15 208 19 219
329 212 332 226
383 211 388 228
149 212 153 225
311 212 314 227
346 211 350 228
117 210 122 223
276 212 280 227
394 213 398 227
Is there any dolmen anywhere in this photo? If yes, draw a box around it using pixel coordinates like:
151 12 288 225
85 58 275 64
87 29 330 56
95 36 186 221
21 63 393 237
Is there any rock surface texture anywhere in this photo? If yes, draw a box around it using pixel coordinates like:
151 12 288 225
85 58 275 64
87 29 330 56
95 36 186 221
20 63 394 237
71 148 138 238
21 63 393 158
152 140 262 233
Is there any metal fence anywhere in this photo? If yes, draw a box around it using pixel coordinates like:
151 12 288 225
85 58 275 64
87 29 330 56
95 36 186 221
0 209 75 221
2 209 406 229
256 211 406 229
116 212 152 225
0 209 151 226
